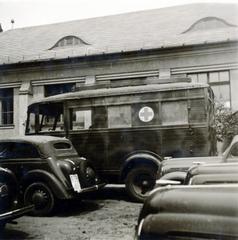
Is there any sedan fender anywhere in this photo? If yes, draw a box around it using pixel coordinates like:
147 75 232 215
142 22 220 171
159 171 187 184
22 170 72 199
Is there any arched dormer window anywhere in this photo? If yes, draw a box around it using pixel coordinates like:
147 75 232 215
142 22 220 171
50 36 90 49
183 17 237 34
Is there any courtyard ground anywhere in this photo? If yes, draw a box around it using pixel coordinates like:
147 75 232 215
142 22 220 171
1 185 142 240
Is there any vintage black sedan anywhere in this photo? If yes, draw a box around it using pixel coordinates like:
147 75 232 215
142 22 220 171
0 167 33 229
136 184 238 240
0 136 105 216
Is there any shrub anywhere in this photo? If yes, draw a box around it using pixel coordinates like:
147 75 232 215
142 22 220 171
213 102 238 151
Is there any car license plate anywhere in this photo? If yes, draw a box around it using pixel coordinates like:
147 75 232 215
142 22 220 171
70 174 81 192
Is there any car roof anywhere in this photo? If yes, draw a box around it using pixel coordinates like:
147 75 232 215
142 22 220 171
0 135 68 144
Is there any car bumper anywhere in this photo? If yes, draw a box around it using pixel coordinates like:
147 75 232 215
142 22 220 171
0 205 34 223
80 182 106 193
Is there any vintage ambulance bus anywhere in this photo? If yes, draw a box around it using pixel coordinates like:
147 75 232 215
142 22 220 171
26 79 216 201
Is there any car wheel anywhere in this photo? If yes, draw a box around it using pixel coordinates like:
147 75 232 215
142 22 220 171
125 166 156 202
24 182 55 216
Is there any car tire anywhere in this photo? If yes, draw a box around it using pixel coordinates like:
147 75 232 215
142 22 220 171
24 182 55 216
125 166 156 202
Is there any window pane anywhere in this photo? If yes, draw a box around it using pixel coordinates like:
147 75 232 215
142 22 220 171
0 142 40 159
219 71 229 82
13 143 40 158
39 114 64 132
0 143 10 159
190 99 206 123
162 101 188 125
108 106 131 128
0 88 13 125
45 83 75 97
66 37 73 45
187 74 198 83
54 142 71 149
92 107 107 128
198 73 208 83
211 84 230 102
70 109 92 130
209 72 219 83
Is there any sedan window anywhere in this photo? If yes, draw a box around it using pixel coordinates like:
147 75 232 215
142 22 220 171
53 142 72 150
0 142 40 159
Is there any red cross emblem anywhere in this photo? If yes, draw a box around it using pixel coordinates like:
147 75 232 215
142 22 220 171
139 106 154 122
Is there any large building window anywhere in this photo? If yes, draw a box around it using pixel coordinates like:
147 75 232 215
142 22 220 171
0 88 13 126
187 71 230 108
44 83 76 97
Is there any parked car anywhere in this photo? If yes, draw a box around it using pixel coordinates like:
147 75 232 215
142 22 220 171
184 162 238 185
0 167 33 229
0 136 105 216
159 135 238 184
136 184 238 240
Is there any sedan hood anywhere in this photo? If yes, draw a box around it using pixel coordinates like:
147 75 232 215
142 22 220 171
161 156 223 174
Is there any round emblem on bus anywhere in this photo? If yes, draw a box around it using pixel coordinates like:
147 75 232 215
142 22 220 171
139 106 154 122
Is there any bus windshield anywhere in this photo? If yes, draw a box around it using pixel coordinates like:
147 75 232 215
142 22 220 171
27 102 64 133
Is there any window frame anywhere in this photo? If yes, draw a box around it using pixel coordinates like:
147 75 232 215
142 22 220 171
0 88 14 126
187 70 231 107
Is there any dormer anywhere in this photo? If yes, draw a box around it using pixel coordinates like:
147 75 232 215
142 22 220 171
183 17 237 34
50 35 90 49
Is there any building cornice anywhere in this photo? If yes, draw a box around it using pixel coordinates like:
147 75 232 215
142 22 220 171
172 62 238 74
0 41 237 73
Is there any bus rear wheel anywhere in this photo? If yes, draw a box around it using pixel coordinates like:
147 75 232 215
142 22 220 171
125 166 156 202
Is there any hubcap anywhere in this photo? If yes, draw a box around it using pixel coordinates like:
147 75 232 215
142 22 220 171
32 190 48 208
134 174 155 196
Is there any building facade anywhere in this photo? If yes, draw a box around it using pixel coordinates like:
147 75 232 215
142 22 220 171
0 3 238 137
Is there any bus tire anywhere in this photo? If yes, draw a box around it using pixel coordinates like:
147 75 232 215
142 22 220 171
125 166 156 202
24 182 55 216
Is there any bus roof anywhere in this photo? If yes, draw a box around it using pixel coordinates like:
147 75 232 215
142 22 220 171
30 82 209 106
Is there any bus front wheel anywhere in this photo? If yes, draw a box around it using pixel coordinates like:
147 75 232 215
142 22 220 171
125 166 156 202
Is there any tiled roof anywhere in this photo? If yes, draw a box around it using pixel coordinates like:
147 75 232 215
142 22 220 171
0 3 237 65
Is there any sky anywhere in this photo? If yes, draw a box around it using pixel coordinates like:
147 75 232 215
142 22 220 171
0 0 237 31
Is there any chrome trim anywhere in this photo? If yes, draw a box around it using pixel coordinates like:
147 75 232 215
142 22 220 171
137 218 144 237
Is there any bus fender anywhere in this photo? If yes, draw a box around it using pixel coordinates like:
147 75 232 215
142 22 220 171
21 170 71 200
120 151 162 181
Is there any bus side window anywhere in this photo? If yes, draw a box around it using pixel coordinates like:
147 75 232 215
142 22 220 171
189 99 206 123
161 101 188 125
70 109 92 130
92 107 107 129
108 105 131 128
